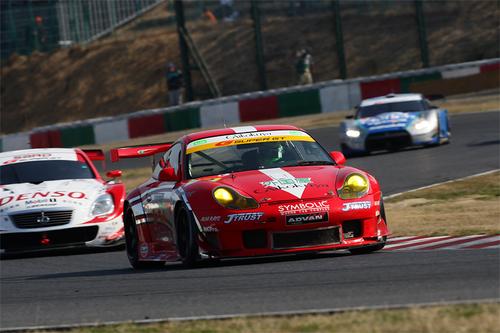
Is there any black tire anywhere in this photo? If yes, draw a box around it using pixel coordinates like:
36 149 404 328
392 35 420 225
349 199 388 255
124 206 165 269
176 206 200 268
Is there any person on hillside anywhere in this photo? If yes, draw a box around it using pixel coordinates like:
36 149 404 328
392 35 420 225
166 62 183 106
202 7 218 24
295 48 313 85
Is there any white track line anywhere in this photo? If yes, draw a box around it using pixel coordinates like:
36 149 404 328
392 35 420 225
389 235 484 251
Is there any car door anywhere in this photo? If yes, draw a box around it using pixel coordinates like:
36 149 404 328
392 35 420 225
142 143 183 258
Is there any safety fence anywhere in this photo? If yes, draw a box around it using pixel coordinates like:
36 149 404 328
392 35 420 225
1 58 498 152
1 0 164 59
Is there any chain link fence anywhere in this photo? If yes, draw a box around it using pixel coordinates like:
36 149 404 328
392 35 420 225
1 0 163 59
1 0 498 100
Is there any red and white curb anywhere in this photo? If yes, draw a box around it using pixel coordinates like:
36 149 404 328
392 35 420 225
384 235 500 251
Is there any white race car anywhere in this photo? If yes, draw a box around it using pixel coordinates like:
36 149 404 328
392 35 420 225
0 148 125 254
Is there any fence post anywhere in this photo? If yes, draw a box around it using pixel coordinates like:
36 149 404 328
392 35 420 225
415 0 430 67
332 0 347 79
250 0 267 91
7 0 18 54
174 0 194 102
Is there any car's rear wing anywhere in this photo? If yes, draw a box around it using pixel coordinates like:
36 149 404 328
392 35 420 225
110 143 172 162
82 149 105 161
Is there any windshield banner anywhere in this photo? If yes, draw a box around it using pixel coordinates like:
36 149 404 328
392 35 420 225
0 151 78 165
186 130 314 154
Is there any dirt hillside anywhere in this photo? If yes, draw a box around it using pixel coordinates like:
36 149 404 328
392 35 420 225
1 1 498 134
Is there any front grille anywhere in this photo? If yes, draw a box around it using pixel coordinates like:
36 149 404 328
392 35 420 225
10 210 73 229
365 130 412 151
272 227 340 250
342 220 363 239
243 229 268 249
0 226 99 252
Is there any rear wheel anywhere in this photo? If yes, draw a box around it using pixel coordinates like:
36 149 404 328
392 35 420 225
124 206 165 269
176 206 200 267
349 200 388 255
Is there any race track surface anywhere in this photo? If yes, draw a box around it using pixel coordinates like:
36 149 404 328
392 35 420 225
1 111 499 330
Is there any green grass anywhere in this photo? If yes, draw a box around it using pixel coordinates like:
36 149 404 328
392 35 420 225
39 303 500 333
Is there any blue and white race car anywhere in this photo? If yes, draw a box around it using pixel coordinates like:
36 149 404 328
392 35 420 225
340 93 450 155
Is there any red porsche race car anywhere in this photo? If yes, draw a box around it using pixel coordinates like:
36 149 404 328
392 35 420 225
112 125 389 269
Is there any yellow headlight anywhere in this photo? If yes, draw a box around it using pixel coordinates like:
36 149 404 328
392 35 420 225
339 173 369 199
213 188 234 205
213 187 259 210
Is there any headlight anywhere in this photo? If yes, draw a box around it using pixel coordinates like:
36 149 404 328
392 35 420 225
91 193 115 216
346 129 361 138
338 173 369 199
213 187 258 210
414 119 430 131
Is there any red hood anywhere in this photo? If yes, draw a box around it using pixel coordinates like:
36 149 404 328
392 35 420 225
209 166 342 203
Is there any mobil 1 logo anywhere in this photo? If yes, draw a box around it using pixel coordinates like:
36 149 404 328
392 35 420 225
285 212 328 225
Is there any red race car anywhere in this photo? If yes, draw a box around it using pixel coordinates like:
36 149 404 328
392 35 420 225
112 125 389 269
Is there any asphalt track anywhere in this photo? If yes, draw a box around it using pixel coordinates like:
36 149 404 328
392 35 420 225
1 111 499 330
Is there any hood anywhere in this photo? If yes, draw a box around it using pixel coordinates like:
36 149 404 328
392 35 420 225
357 112 423 132
207 166 341 203
0 179 106 215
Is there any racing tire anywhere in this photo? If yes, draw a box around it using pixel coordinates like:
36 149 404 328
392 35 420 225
124 206 165 269
349 199 388 255
176 205 200 268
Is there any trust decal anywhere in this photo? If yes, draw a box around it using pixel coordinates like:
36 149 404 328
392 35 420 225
342 201 371 211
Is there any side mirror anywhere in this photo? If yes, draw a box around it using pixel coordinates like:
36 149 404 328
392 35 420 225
158 167 180 182
330 151 346 166
106 170 122 179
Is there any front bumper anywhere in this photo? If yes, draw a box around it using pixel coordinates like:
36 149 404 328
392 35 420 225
0 216 124 254
194 195 389 258
342 129 439 153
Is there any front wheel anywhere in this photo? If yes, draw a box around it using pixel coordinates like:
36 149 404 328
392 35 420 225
176 206 200 268
124 206 165 269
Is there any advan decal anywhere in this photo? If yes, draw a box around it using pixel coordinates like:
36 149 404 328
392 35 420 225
286 212 328 225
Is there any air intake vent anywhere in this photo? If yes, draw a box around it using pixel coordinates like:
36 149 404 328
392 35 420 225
10 211 73 229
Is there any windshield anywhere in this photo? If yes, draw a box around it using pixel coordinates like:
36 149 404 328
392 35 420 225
186 132 333 179
357 100 426 118
0 160 95 185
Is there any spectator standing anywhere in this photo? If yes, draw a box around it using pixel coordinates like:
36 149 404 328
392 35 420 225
26 15 48 52
202 7 218 24
166 62 183 106
295 48 313 85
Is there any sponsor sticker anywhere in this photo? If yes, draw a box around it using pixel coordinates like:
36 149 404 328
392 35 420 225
186 130 314 154
140 243 149 258
224 212 264 224
0 191 87 207
278 200 330 215
342 201 371 211
0 151 78 165
260 168 312 199
286 212 328 225
200 216 221 222
203 226 219 232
